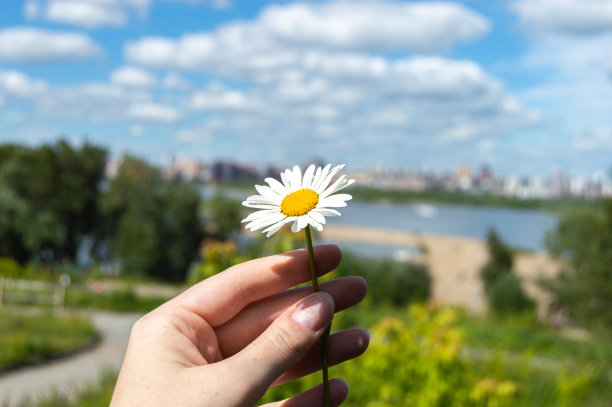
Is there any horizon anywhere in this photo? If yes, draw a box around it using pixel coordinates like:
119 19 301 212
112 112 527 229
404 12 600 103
1 0 611 177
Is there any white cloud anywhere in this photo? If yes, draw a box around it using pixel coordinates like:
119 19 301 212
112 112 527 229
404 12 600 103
512 0 612 35
128 102 181 123
25 0 151 28
0 27 102 63
0 69 48 98
261 1 490 52
110 66 158 88
191 86 258 111
163 0 230 9
126 0 490 73
162 73 190 90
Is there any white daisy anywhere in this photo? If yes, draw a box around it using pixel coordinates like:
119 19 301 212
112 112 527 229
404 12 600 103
242 164 355 237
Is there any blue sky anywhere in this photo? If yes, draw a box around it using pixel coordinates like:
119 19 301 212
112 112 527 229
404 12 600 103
1 0 611 177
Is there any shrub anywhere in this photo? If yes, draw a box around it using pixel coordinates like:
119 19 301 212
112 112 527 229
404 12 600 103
335 252 431 306
488 274 535 315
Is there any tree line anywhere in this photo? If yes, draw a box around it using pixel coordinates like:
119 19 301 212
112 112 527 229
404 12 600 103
0 140 234 282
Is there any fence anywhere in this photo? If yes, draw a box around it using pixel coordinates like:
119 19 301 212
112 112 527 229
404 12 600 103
0 274 71 314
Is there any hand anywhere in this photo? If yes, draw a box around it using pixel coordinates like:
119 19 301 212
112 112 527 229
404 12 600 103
111 245 369 407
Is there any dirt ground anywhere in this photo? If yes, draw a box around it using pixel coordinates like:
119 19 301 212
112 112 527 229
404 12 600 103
321 225 560 316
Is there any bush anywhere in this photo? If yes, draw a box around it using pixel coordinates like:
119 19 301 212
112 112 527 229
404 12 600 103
260 305 518 407
488 274 535 315
335 252 431 306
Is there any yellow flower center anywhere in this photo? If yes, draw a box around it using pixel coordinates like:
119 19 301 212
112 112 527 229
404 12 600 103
280 189 319 217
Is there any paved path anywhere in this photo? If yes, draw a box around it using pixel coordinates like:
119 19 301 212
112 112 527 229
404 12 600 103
0 312 141 406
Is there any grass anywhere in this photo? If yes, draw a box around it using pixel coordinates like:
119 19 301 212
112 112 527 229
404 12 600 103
65 288 167 313
0 312 97 372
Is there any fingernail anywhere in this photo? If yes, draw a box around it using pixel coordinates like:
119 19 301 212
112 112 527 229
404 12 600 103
291 292 334 332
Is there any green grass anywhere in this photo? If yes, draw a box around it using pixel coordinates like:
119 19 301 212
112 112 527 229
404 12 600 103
0 312 97 371
65 288 167 313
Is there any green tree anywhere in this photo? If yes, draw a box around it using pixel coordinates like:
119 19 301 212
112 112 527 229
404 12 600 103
101 156 203 281
480 228 534 314
206 193 243 240
0 141 107 263
541 199 612 327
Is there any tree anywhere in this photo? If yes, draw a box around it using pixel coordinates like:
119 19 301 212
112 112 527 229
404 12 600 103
101 156 203 281
480 228 534 314
206 193 243 240
0 141 107 263
541 200 612 328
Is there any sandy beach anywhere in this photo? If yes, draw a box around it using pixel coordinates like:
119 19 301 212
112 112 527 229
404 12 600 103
321 225 560 315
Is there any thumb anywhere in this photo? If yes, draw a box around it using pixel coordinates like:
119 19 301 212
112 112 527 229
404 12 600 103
226 292 334 404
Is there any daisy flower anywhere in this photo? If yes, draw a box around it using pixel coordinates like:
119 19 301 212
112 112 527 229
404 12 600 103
242 164 355 237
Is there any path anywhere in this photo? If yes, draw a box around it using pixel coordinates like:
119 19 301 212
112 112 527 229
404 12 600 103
0 312 140 406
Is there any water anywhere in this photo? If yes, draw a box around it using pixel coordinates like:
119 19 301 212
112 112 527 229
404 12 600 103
206 186 559 255
326 201 558 254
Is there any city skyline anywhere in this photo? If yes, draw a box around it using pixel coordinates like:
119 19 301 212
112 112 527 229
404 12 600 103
1 0 612 177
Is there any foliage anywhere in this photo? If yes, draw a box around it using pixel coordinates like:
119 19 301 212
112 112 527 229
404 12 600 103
0 312 97 371
260 305 517 407
335 251 431 306
205 194 243 240
186 239 248 284
0 141 107 264
541 199 612 328
480 229 534 315
101 156 203 281
488 274 535 315
64 288 166 313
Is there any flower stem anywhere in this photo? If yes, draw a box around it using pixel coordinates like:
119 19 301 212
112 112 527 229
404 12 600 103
304 225 330 407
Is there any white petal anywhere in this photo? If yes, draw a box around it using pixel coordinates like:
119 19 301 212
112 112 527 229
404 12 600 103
290 165 302 190
242 208 278 223
242 203 280 210
319 176 355 200
312 164 331 191
319 194 352 208
302 164 316 189
315 164 345 194
246 212 287 231
310 166 323 192
291 219 300 233
263 219 288 237
312 208 341 217
308 211 326 225
306 215 324 231
265 177 288 196
281 171 292 190
255 185 282 204
244 195 278 206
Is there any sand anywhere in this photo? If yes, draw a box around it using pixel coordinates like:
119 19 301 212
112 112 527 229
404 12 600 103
321 225 560 315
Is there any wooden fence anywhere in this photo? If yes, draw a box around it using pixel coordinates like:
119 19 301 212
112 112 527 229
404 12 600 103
0 274 71 314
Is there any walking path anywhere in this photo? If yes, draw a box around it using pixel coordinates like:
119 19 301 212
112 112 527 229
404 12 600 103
0 312 140 406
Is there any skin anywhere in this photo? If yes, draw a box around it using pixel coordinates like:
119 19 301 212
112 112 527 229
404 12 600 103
111 245 369 407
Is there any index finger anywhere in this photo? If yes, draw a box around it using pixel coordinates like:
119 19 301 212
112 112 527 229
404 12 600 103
170 244 342 327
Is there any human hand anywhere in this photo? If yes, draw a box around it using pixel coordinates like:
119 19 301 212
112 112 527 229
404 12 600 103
110 245 368 407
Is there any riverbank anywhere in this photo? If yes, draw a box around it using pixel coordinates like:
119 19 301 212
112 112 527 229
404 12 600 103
321 225 560 316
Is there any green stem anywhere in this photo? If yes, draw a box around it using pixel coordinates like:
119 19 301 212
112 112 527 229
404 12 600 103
304 225 330 407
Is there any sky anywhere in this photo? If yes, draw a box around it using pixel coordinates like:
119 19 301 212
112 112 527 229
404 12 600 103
0 0 611 177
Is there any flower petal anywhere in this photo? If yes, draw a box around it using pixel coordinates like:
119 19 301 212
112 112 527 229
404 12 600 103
308 211 326 225
290 165 302 190
302 164 316 189
319 176 355 200
255 185 282 204
312 208 341 217
315 164 345 194
265 177 288 196
319 194 352 208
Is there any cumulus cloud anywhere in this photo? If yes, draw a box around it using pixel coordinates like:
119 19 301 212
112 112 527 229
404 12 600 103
0 27 102 63
126 0 490 73
512 0 612 35
110 66 158 88
0 69 48 98
162 73 190 90
261 1 489 52
128 102 182 123
24 0 150 28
